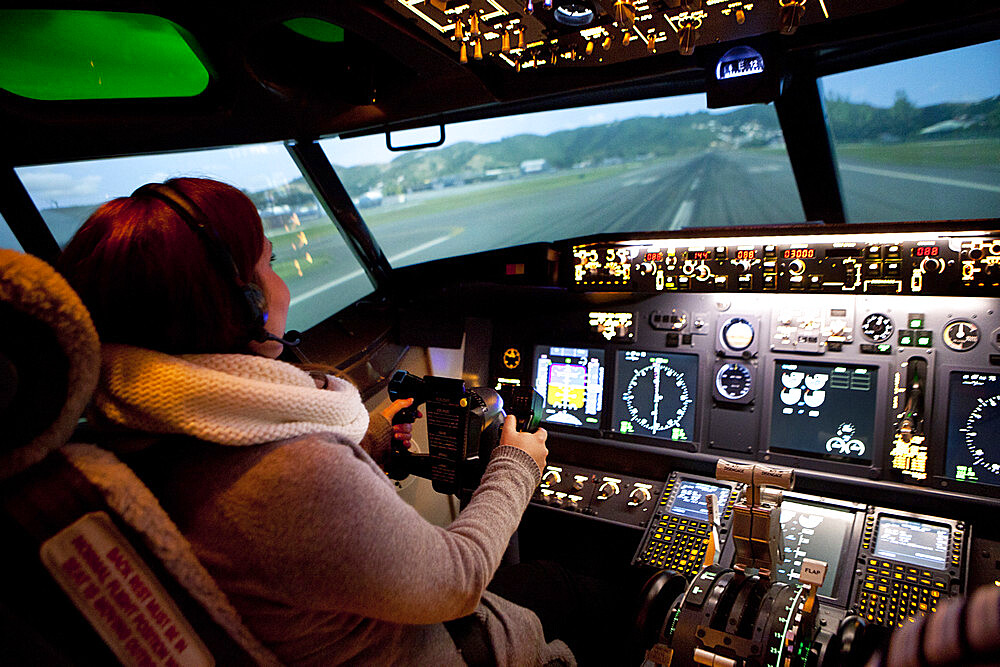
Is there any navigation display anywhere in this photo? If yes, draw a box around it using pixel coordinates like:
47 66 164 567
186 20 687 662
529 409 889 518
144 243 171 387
668 480 732 521
612 351 698 442
945 372 1000 486
533 346 605 428
768 361 878 464
874 517 950 570
774 500 855 598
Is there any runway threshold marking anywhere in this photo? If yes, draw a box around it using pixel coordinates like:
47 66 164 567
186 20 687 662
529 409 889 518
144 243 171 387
290 228 463 305
840 164 1000 193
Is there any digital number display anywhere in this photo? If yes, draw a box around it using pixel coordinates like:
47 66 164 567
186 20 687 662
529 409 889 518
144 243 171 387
735 249 756 261
533 346 605 429
668 480 731 521
687 250 713 261
612 351 699 442
768 361 878 464
874 517 950 570
783 248 815 259
645 251 664 262
944 372 1000 486
913 246 940 257
773 500 856 599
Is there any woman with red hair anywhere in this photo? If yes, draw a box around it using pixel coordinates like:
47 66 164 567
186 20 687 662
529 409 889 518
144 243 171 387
58 178 568 665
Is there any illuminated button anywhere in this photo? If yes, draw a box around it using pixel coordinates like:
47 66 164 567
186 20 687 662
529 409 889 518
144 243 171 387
884 262 901 276
908 314 925 329
867 246 883 258
764 245 777 257
887 245 902 260
915 332 932 347
899 330 914 346
763 274 777 290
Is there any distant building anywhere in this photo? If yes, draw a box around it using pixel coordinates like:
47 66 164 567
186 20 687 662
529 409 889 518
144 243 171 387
520 159 548 174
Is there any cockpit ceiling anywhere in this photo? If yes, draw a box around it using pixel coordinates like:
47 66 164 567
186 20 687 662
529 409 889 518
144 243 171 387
389 0 904 70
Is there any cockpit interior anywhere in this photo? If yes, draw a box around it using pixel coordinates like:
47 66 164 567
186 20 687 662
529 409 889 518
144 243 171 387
1 1 998 665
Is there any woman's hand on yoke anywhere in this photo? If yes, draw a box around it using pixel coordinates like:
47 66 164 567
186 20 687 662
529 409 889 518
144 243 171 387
499 414 547 474
381 398 418 449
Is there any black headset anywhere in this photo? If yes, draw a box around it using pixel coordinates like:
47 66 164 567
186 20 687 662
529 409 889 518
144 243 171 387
131 181 299 347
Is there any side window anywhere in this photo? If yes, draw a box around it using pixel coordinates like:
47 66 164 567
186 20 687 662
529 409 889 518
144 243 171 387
0 213 24 251
16 145 374 331
823 39 1000 223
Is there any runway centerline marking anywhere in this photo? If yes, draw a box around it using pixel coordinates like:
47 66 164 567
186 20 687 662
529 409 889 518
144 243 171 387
671 200 695 229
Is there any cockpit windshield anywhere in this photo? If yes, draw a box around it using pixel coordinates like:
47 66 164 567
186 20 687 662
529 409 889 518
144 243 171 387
323 94 805 268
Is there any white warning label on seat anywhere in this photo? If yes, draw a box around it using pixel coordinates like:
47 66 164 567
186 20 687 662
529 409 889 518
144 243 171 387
40 511 214 667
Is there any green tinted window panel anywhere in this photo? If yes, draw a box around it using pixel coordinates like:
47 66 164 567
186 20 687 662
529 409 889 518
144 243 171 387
0 10 209 100
283 18 345 43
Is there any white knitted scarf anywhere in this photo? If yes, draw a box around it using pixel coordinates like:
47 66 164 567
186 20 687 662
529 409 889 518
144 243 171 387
94 344 369 446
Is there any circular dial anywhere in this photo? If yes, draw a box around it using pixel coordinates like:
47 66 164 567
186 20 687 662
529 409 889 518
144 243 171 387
715 362 753 401
861 313 894 342
721 317 755 351
622 360 693 435
943 320 980 351
963 393 1000 478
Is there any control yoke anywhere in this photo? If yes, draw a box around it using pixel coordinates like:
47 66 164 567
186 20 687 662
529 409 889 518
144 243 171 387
384 370 543 496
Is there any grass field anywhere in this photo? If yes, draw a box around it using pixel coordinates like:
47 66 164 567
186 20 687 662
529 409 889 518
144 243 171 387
832 138 1000 169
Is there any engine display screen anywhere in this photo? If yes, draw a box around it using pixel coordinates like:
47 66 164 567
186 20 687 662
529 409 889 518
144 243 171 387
668 480 732 521
945 372 1000 486
773 500 856 598
612 351 698 442
533 346 605 429
874 517 950 570
768 361 878 464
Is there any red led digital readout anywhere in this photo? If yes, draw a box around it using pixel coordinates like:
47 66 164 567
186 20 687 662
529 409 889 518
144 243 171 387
913 246 939 257
783 248 815 259
689 250 713 260
645 251 664 262
735 249 756 261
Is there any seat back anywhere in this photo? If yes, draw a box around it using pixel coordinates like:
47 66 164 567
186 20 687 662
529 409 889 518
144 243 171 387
0 248 277 666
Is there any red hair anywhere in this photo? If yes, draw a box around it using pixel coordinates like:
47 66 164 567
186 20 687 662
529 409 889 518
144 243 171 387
58 178 266 354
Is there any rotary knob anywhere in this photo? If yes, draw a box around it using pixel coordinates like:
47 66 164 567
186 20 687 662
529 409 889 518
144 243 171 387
541 469 562 488
920 257 943 273
695 264 712 281
596 480 620 501
627 487 651 508
789 258 806 275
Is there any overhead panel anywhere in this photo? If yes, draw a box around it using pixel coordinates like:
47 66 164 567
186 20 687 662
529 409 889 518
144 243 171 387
389 0 906 70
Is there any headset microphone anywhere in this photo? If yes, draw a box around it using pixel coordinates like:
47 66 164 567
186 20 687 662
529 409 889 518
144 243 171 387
263 330 302 347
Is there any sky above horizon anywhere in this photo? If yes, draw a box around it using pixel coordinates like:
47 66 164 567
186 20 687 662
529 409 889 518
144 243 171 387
12 39 999 210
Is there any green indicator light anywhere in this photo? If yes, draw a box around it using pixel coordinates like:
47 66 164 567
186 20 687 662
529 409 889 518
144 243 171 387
877 343 891 352
619 421 634 433
917 335 931 347
909 317 924 328
900 335 912 346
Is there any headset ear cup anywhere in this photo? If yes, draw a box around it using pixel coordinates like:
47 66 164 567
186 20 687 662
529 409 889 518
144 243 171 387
242 283 268 340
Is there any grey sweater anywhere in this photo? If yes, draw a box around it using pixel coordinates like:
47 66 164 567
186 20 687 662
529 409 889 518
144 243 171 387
145 414 575 665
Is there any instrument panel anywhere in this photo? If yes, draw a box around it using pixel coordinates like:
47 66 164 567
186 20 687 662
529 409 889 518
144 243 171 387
495 227 1000 499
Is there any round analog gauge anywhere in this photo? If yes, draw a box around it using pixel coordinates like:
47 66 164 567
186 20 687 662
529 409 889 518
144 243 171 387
721 317 754 351
943 320 979 351
715 362 753 401
861 313 894 342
